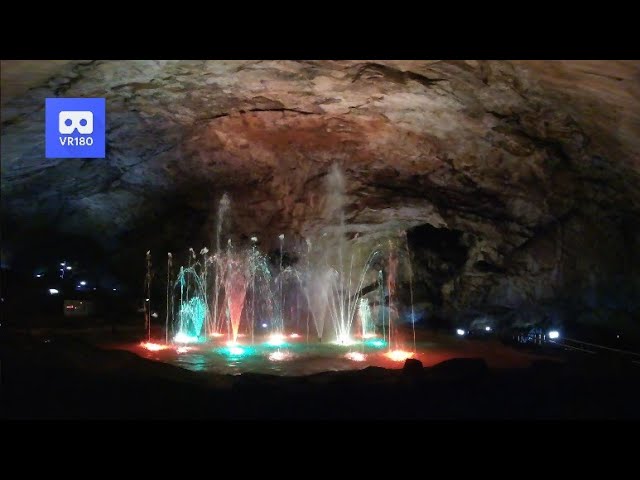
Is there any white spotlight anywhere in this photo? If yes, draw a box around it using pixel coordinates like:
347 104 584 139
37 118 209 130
456 329 465 336
548 330 560 339
48 288 59 295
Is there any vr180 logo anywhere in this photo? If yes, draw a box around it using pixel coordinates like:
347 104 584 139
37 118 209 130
46 98 105 158
59 111 94 145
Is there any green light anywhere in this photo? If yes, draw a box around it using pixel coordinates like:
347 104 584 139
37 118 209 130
219 344 254 358
177 296 207 338
366 338 387 348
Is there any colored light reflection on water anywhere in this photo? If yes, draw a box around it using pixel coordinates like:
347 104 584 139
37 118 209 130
365 338 387 348
220 342 254 357
333 335 358 346
266 333 288 347
385 350 414 362
140 342 169 351
345 351 366 362
174 332 200 344
269 350 292 361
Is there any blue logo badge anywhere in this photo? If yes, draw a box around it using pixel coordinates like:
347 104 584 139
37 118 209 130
45 98 106 158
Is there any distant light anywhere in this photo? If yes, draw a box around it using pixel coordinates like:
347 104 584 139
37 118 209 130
151 312 158 318
548 330 560 339
80 281 87 286
60 262 66 266
93 288 97 290
48 288 59 295
485 326 491 332
112 288 117 291
66 266 72 270
262 323 268 328
456 329 466 336
176 346 191 354
289 333 300 338
385 350 414 362
617 335 620 339
145 298 149 302
345 351 366 362
35 273 43 278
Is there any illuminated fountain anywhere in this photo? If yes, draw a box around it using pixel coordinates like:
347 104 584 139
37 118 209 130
140 164 418 369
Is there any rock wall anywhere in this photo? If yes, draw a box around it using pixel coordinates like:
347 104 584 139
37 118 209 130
1 60 639 330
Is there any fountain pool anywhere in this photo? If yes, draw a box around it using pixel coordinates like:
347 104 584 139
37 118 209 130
115 332 429 376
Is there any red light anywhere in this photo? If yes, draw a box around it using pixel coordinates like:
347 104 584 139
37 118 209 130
140 342 169 352
385 350 414 362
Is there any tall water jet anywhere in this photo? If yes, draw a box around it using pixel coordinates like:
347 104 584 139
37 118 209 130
249 236 258 344
299 164 381 344
223 253 249 344
378 269 386 342
278 233 285 334
212 193 231 334
144 250 152 341
325 164 348 340
358 298 371 338
300 266 334 341
386 241 399 351
166 252 172 343
403 231 417 353
200 247 210 335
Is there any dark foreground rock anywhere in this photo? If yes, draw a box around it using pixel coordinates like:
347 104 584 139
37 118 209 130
402 358 424 375
2 333 640 419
